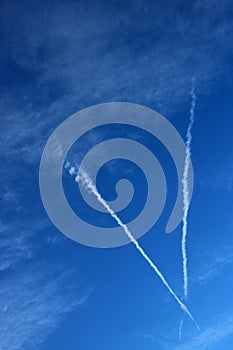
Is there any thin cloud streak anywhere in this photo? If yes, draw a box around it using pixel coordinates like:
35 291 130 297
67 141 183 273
67 163 200 329
0 203 89 349
192 245 233 285
0 263 90 350
175 314 233 350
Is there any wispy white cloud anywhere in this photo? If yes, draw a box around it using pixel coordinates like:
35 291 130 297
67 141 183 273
0 219 48 271
1 1 232 348
0 190 89 348
1 0 233 167
192 245 233 285
136 312 233 350
197 161 233 193
0 218 89 349
0 221 33 271
0 263 90 350
175 314 233 350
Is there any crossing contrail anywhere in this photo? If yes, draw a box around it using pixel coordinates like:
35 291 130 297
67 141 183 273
181 78 196 301
66 163 200 330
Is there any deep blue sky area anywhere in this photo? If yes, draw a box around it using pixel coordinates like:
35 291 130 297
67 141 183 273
1 1 233 349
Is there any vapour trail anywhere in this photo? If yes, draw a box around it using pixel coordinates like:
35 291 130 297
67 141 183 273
66 163 200 330
179 79 197 341
179 318 184 342
181 78 196 301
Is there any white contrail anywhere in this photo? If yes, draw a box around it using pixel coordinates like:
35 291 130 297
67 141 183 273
181 78 196 301
179 79 197 341
179 318 184 342
66 163 199 330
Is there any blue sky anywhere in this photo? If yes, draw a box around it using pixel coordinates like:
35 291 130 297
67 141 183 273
1 0 233 349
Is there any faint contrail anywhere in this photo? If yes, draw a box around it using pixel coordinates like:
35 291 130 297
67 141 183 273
181 78 196 301
179 318 184 342
66 163 199 329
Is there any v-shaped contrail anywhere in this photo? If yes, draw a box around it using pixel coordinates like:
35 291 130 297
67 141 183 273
66 164 200 330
